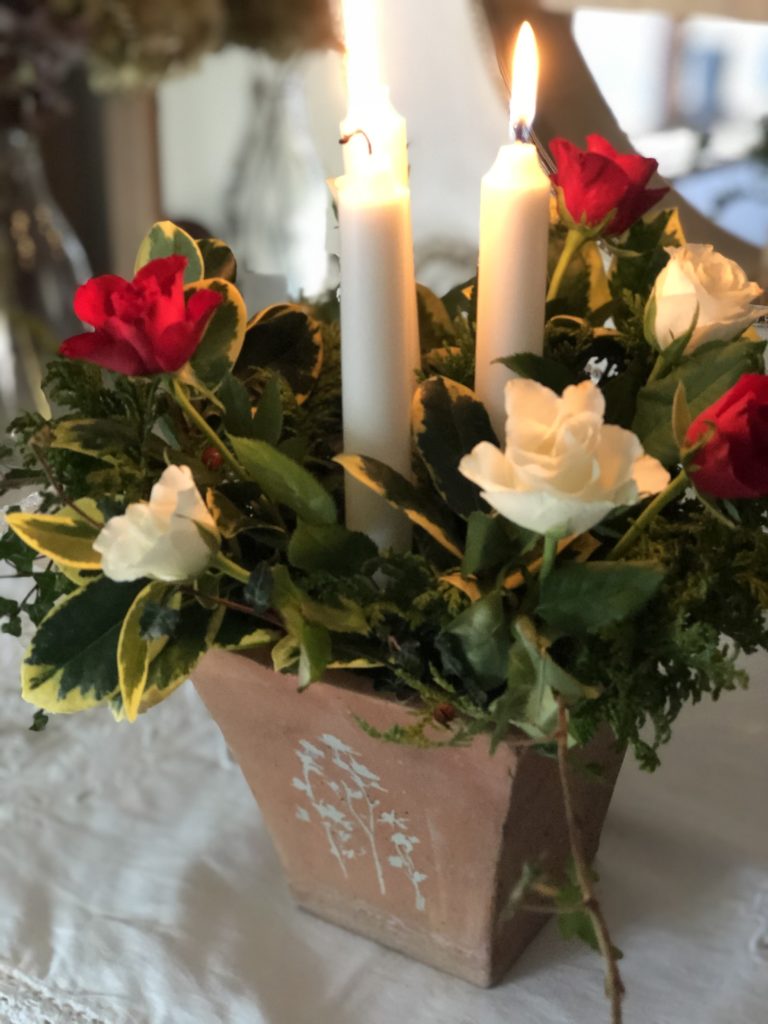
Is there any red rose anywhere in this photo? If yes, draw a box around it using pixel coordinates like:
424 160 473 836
684 375 768 499
60 255 222 375
550 134 669 237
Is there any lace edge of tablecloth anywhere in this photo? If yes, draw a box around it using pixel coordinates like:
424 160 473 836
0 962 108 1024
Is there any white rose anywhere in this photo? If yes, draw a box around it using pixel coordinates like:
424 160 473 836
459 379 670 536
94 465 219 583
652 243 765 353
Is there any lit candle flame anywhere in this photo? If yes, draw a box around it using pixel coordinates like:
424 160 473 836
509 21 539 139
342 0 382 113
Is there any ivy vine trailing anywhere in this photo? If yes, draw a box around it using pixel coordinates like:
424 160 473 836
1 205 767 1024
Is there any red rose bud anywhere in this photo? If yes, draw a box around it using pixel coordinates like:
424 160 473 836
202 446 224 471
549 134 669 237
59 255 222 376
684 375 768 500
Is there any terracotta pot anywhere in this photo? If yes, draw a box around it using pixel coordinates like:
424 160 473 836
192 649 624 987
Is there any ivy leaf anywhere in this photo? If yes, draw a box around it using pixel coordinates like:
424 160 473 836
29 710 49 732
139 601 181 641
245 563 273 613
441 592 509 691
412 376 498 517
538 562 666 635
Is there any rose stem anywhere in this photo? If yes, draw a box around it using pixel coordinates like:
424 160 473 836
171 380 245 477
609 470 689 560
557 697 625 1024
539 532 561 583
646 354 666 385
30 445 103 529
546 227 586 303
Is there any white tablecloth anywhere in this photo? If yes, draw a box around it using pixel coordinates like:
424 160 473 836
1 570 766 1024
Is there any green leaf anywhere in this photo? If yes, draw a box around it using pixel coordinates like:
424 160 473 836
442 592 509 691
5 509 102 571
490 640 559 749
240 305 323 404
514 617 591 702
118 581 172 722
288 521 377 574
298 622 332 688
335 454 463 557
187 280 248 389
135 221 203 284
496 354 578 395
272 565 368 636
538 561 665 635
217 373 256 438
462 512 530 576
632 339 766 464
197 238 237 282
251 374 284 445
412 376 498 517
229 435 336 526
22 577 145 712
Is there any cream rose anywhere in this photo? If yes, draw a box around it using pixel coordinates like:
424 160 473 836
94 465 219 583
651 243 765 353
459 379 670 536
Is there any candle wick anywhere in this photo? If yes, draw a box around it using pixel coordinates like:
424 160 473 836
513 120 530 143
339 129 373 156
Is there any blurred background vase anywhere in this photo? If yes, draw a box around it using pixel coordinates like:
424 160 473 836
225 56 330 300
0 117 90 427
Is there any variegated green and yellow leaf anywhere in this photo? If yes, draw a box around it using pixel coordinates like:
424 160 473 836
117 581 173 722
335 454 463 558
6 504 103 571
187 279 248 390
21 577 145 714
135 221 203 284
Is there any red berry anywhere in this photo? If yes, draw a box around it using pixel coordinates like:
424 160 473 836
202 445 223 471
433 703 457 726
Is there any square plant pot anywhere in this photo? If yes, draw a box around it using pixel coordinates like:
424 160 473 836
192 648 623 987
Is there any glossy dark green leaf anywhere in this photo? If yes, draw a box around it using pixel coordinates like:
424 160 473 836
496 354 578 395
412 376 498 517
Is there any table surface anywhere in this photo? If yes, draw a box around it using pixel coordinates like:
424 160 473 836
0 568 766 1024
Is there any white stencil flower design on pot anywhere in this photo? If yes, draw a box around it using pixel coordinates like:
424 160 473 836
292 734 428 911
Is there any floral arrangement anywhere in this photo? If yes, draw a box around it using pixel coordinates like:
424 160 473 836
2 136 767 1021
